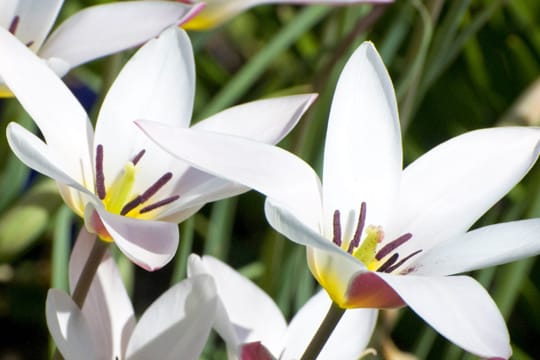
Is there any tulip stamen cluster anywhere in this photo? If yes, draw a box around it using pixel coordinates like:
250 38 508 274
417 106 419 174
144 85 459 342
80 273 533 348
332 202 422 274
94 144 180 218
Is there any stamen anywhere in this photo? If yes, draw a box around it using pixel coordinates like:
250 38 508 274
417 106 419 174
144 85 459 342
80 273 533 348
376 253 399 273
120 196 142 216
26 41 34 47
348 202 367 253
385 250 422 273
375 233 413 260
139 195 180 214
332 210 342 246
8 16 19 35
95 145 106 199
131 149 146 165
140 172 173 202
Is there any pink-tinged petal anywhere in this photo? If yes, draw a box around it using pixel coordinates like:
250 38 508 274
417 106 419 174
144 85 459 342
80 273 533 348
69 230 136 359
125 274 217 360
137 123 323 229
94 27 194 199
345 271 404 308
198 255 287 357
39 1 204 69
46 289 101 360
241 342 276 360
194 94 317 144
282 290 377 360
7 123 93 215
322 41 402 236
0 27 94 188
0 0 63 51
390 127 540 255
413 219 540 276
184 0 391 30
377 273 511 359
88 204 179 271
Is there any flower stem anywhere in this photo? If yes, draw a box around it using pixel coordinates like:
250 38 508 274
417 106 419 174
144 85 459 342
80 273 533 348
71 234 108 308
300 302 345 360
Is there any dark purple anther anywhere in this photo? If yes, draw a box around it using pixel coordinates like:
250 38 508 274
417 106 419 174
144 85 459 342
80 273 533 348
332 210 342 246
95 145 106 199
139 195 180 214
8 16 19 35
385 249 422 273
140 172 173 202
376 253 399 273
131 149 146 165
348 202 367 253
375 233 413 260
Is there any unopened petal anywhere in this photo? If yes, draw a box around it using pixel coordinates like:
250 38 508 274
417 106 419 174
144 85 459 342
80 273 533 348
377 273 511 359
126 274 217 360
323 41 401 235
46 289 100 360
282 290 377 359
90 204 179 271
199 255 287 358
413 218 540 276
390 127 540 255
39 1 203 69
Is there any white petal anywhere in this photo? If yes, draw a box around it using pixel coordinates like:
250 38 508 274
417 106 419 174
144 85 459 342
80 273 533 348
322 41 402 237
184 0 390 30
126 274 217 360
282 290 377 360
0 27 94 188
91 204 179 271
199 255 288 358
378 273 511 359
39 1 203 69
390 127 540 254
0 0 63 51
94 27 195 199
413 218 540 276
7 123 93 202
194 94 317 144
69 230 136 359
137 123 323 229
45 289 100 360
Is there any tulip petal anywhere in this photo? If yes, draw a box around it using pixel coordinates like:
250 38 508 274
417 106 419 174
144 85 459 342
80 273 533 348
0 27 94 188
322 41 402 235
137 123 323 229
184 0 391 30
7 123 93 201
125 275 217 360
377 273 511 359
413 218 540 276
90 204 179 271
390 127 540 254
282 290 377 360
39 1 203 69
0 0 62 51
94 27 194 199
69 229 136 359
197 255 288 358
194 94 317 144
46 289 100 360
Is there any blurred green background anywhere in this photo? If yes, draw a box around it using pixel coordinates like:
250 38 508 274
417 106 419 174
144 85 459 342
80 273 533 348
1 0 540 359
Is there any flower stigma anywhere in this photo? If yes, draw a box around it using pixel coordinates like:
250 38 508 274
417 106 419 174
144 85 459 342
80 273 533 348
332 202 421 274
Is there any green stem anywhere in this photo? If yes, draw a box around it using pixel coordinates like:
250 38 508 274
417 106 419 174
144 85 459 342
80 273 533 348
300 302 346 360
